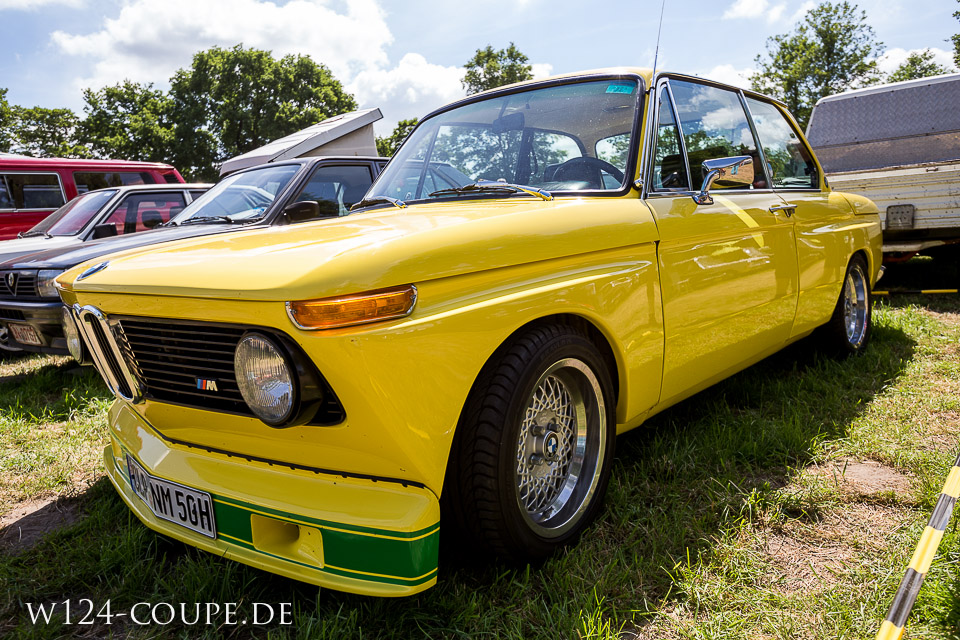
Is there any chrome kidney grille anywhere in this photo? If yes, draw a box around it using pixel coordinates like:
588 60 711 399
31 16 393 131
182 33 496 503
72 305 141 402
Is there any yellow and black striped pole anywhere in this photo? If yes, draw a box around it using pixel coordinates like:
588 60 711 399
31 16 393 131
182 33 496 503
876 453 960 640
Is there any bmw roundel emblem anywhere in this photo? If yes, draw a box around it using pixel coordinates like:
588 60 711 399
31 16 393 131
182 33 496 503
545 432 559 457
78 261 109 281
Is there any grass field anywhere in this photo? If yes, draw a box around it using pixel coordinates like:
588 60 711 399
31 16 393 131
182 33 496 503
1 256 958 639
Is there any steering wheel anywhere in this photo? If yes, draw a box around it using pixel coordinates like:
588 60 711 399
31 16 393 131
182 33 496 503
552 157 625 189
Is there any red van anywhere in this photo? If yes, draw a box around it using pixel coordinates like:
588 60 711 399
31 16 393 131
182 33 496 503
0 155 184 240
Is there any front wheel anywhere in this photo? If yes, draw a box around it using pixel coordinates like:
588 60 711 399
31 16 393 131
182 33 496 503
446 323 616 561
820 255 872 356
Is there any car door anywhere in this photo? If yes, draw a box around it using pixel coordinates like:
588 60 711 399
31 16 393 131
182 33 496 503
287 163 376 220
644 79 799 407
744 96 857 338
90 191 188 237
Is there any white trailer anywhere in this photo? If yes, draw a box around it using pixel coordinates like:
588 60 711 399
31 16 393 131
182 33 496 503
807 73 960 258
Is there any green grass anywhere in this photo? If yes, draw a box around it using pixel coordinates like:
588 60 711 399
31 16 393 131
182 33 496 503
1 256 959 639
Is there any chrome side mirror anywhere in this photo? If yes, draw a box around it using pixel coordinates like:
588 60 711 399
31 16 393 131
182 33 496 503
692 156 754 205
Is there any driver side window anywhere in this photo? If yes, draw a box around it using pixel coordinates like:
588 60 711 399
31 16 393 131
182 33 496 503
651 85 690 191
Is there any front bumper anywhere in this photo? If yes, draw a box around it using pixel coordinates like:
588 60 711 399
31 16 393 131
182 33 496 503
0 299 66 354
105 402 441 596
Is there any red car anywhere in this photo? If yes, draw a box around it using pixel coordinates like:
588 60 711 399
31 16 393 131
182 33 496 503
0 155 184 240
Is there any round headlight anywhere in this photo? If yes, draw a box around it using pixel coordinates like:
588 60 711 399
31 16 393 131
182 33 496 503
234 333 296 425
60 306 85 363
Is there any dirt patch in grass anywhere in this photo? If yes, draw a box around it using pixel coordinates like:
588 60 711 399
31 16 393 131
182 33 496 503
0 495 82 553
806 458 913 500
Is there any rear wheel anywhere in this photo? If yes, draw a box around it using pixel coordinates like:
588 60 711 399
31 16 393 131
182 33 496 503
820 255 872 356
446 323 615 560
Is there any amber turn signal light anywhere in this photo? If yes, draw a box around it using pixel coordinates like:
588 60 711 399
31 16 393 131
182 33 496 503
286 285 417 330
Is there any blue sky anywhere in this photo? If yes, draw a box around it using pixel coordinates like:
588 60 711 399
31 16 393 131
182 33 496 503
0 0 955 134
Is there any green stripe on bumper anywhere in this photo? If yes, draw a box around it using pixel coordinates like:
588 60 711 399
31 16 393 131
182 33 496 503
117 450 439 586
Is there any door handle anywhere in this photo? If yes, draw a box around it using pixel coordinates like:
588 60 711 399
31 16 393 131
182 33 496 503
769 204 796 217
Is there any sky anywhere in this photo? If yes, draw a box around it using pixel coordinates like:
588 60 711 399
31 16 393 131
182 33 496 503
0 0 955 135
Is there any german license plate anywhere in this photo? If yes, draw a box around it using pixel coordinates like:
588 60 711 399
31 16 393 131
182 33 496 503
126 455 216 538
9 323 41 346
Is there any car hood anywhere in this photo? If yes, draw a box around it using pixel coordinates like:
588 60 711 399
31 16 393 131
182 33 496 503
2 223 250 271
59 197 660 301
0 236 77 266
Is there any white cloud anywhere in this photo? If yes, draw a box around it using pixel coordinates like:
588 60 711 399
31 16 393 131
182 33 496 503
788 1 815 23
722 0 785 23
877 47 956 76
349 53 465 134
701 64 755 89
530 63 554 80
48 0 558 137
0 0 82 9
51 0 392 93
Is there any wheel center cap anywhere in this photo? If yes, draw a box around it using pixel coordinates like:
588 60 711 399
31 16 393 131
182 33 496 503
533 430 561 463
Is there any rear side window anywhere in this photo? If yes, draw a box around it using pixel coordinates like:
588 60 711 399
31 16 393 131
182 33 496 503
670 80 766 189
0 173 66 210
100 192 187 235
162 173 181 184
74 171 157 193
745 98 818 189
292 165 375 218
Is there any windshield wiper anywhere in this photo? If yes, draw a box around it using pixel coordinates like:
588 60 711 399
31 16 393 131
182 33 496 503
350 195 407 211
18 230 51 238
178 215 254 226
429 180 553 201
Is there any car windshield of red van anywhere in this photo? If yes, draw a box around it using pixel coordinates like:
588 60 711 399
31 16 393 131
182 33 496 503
22 189 118 237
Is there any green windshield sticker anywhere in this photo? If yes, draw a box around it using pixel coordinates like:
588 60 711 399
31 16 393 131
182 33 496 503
605 83 635 95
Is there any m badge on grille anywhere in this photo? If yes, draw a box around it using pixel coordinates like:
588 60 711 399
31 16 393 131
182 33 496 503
196 378 219 392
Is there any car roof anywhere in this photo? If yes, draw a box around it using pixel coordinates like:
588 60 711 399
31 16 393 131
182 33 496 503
222 156 388 179
426 67 786 121
0 157 177 170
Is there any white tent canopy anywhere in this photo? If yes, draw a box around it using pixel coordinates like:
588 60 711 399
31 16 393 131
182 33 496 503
218 107 382 177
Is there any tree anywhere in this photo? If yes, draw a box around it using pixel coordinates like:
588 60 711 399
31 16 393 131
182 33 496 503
79 81 175 163
9 106 89 158
169 45 358 181
887 50 951 83
376 118 418 157
0 89 13 153
953 0 960 68
752 2 883 130
462 43 533 95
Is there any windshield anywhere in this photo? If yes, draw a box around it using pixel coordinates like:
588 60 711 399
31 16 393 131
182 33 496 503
366 78 640 204
26 189 118 237
172 164 301 223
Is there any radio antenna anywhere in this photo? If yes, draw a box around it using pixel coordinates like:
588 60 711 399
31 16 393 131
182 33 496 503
651 0 666 81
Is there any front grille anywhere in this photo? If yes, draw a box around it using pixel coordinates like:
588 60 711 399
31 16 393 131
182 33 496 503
0 271 38 300
118 318 248 415
0 308 25 321
116 317 344 424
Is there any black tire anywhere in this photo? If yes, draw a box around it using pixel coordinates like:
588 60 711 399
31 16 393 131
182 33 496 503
819 254 872 356
444 322 616 561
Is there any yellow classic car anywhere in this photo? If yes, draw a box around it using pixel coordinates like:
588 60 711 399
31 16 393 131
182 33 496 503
56 68 881 597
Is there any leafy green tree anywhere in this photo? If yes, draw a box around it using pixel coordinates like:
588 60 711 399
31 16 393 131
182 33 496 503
9 106 89 158
888 50 951 82
462 43 533 95
953 1 960 68
169 45 357 181
376 118 418 157
752 1 883 129
0 88 13 153
79 81 175 163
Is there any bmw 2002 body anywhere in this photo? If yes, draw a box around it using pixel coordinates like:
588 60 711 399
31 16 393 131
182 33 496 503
57 69 882 596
